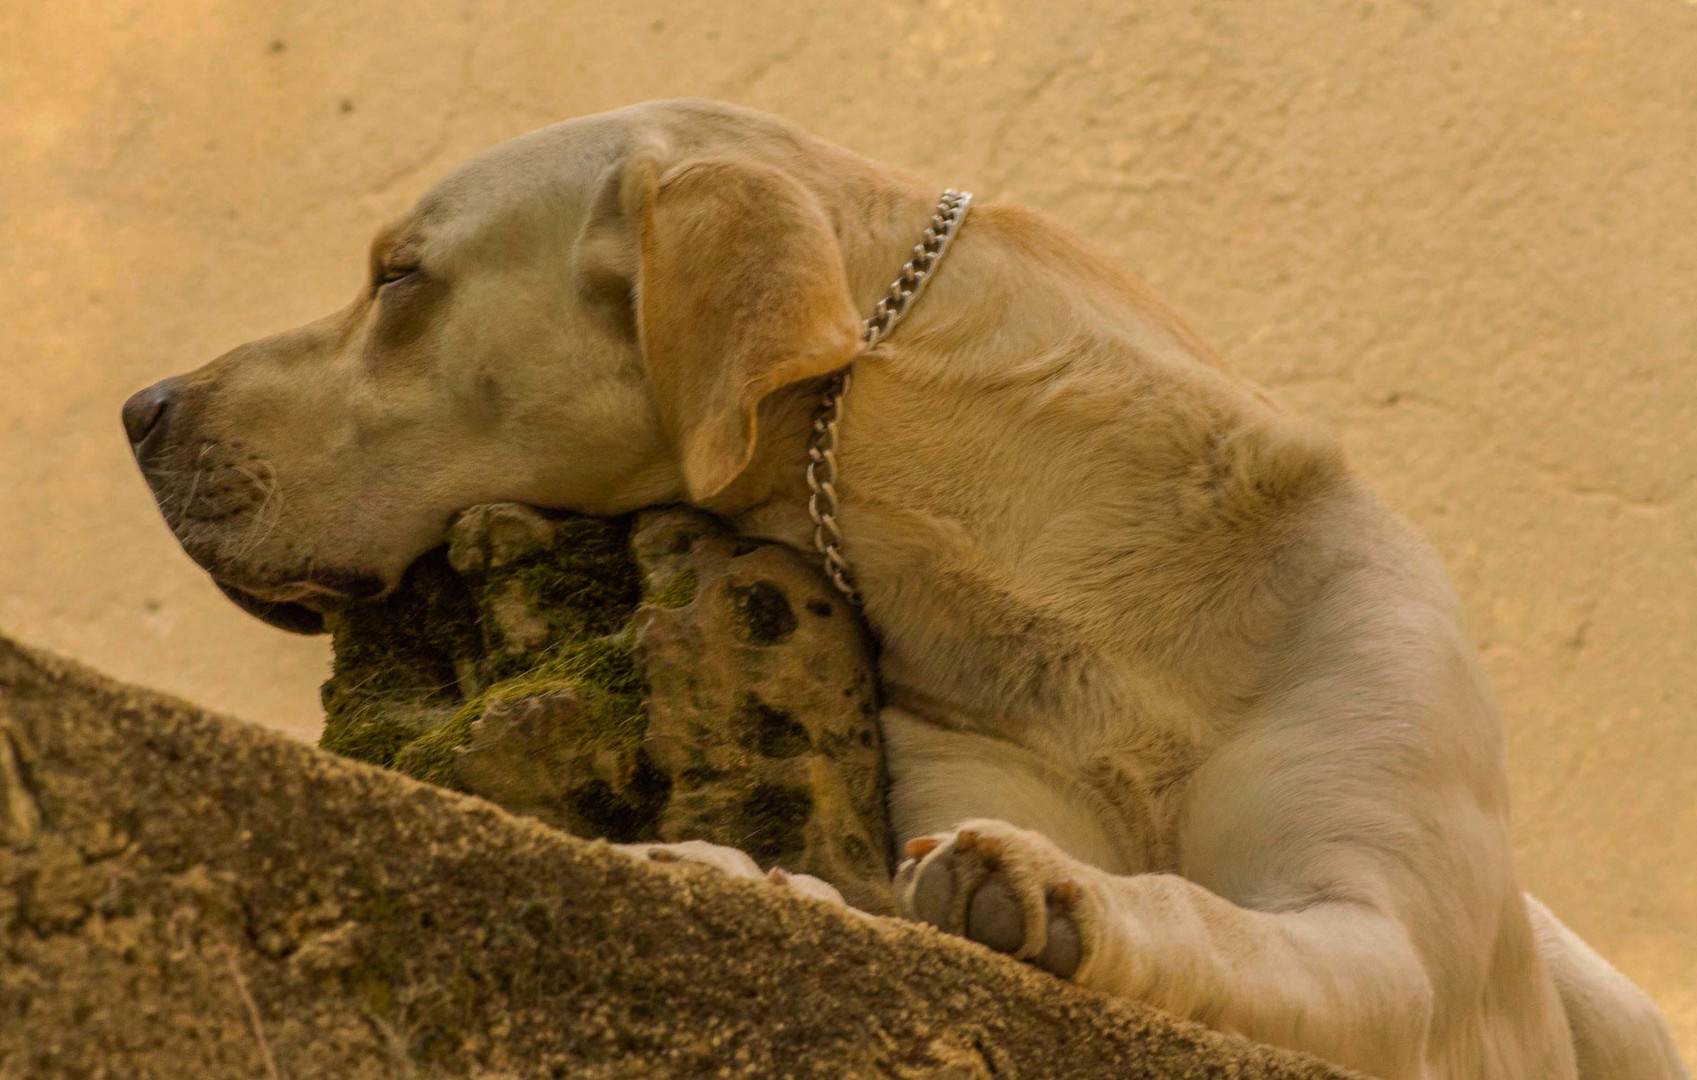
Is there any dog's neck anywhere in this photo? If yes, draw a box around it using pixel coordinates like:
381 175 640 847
716 201 1351 738
703 177 982 553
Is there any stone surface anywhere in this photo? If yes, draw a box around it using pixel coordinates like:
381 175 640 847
321 504 890 913
0 635 1361 1079
4 0 1693 1053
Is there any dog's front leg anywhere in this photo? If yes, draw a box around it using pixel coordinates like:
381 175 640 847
897 819 1435 1080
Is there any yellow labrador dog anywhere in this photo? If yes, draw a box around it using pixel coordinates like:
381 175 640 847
124 100 1686 1079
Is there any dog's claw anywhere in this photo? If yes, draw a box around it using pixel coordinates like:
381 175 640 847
906 836 941 860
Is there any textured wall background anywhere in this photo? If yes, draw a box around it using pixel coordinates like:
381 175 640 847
3 0 1693 1055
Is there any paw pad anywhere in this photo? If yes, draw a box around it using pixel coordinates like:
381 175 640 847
896 825 1087 980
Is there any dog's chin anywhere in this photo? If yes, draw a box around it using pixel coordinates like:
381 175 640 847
215 581 331 635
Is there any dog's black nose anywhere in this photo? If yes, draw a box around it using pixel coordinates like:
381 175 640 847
122 379 178 453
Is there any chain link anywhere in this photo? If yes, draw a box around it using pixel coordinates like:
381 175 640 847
807 188 972 606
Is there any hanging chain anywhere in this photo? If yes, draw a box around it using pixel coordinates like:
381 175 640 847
807 188 972 607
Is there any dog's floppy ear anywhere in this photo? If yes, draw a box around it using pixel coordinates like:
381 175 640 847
575 151 862 501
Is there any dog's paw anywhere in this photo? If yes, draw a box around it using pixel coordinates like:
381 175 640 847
894 820 1088 979
610 840 848 908
612 838 766 880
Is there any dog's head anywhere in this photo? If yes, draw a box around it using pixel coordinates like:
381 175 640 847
124 101 903 633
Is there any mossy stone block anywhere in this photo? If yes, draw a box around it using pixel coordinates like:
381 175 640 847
319 504 891 912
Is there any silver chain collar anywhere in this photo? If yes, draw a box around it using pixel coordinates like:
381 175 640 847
806 188 972 607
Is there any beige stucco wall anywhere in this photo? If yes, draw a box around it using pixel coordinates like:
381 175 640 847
4 0 1693 1056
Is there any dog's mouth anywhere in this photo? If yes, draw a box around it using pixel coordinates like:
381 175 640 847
215 582 329 635
212 573 386 636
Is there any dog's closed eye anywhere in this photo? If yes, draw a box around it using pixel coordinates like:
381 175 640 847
377 266 422 290
368 265 438 353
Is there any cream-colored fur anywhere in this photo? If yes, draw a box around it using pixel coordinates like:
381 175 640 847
129 100 1687 1080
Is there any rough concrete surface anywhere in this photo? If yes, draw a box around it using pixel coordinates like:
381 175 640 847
0 635 1362 1079
2 0 1692 1055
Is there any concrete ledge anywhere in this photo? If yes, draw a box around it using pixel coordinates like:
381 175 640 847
0 636 1359 1079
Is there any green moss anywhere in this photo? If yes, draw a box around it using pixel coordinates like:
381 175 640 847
391 629 648 789
471 515 641 681
328 549 482 693
391 709 476 789
320 698 459 770
486 629 646 745
646 567 699 609
321 549 482 768
322 512 644 774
